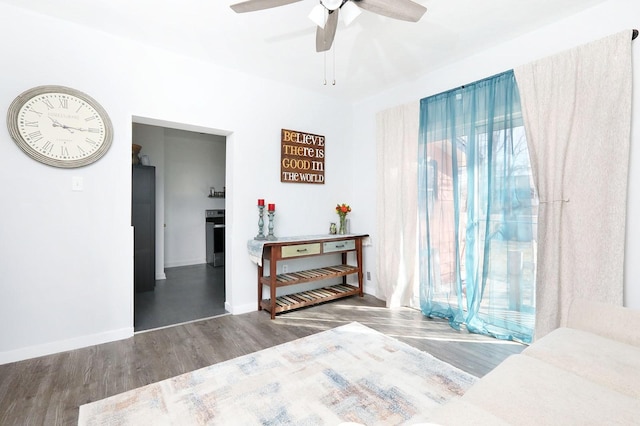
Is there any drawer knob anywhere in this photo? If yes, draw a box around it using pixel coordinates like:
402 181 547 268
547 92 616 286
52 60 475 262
335 244 345 248
297 248 308 253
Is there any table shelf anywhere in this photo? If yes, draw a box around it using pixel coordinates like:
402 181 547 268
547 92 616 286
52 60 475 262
260 264 359 287
259 284 359 315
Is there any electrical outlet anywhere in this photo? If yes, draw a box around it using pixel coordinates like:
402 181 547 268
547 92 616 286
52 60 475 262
282 265 288 273
367 271 371 281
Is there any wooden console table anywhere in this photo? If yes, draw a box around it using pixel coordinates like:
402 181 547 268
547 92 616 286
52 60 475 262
252 234 368 319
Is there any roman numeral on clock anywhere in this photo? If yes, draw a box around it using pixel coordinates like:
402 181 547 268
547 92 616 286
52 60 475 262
28 108 43 117
28 131 43 142
42 99 54 110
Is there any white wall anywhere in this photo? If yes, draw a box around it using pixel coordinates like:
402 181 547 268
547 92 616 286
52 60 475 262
351 0 640 309
165 129 225 268
0 3 354 364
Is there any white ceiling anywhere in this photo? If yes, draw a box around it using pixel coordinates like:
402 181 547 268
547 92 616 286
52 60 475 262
1 0 607 102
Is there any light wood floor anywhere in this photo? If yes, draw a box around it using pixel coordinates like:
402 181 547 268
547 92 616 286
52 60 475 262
0 294 524 425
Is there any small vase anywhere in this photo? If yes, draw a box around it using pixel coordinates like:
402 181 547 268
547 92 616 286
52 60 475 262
338 215 347 235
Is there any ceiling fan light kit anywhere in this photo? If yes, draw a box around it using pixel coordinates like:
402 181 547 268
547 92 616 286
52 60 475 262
308 4 326 28
309 1 360 29
321 0 343 11
231 0 426 84
231 0 426 52
340 1 361 26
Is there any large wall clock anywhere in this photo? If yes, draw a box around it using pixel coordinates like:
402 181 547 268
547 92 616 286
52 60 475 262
6 85 113 168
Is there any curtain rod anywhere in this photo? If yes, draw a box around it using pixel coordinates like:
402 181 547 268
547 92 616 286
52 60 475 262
457 31 637 90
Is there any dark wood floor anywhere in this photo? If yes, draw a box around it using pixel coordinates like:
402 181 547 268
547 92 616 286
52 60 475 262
0 294 524 426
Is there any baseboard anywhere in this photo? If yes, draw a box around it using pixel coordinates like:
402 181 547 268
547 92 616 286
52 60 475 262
0 327 133 365
226 301 256 315
156 272 167 280
164 258 206 268
363 283 377 298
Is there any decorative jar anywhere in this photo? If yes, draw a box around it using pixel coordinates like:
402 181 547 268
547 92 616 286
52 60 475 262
339 215 347 235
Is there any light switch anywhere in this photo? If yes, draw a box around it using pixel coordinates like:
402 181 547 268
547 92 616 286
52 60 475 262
72 176 84 191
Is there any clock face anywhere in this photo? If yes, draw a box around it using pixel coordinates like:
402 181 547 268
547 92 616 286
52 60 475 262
7 86 113 168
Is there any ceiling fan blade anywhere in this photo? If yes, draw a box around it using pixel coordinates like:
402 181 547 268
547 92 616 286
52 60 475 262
354 0 426 22
230 0 303 13
316 9 339 52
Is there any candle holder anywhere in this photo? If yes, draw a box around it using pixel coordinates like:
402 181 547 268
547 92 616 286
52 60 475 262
254 205 266 240
266 210 277 241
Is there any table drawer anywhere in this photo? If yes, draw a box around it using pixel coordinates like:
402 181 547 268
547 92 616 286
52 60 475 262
323 239 355 253
281 243 321 258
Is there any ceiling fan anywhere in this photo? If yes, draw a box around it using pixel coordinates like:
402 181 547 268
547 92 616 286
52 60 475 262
230 0 427 52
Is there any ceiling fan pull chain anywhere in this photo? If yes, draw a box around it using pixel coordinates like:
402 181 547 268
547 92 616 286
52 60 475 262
323 50 327 85
323 7 328 85
332 40 336 85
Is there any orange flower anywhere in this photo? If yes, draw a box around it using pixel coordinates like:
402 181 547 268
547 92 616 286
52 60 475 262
335 203 351 216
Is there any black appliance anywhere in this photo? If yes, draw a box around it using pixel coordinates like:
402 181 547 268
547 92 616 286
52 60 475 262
206 209 225 267
132 165 156 292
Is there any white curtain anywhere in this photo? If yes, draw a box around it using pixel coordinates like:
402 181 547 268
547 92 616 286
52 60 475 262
514 30 633 339
375 102 420 307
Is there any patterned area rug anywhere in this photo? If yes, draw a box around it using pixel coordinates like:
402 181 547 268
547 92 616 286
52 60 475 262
78 322 476 425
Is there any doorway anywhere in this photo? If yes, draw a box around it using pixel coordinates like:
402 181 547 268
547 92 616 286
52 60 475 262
132 121 229 332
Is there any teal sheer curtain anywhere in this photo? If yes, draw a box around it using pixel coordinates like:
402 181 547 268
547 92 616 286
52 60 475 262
418 71 536 343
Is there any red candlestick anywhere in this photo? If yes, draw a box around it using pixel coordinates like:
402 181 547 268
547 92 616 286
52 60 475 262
258 199 264 206
268 203 275 211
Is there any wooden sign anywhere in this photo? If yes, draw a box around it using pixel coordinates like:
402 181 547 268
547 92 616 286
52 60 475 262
281 129 325 184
